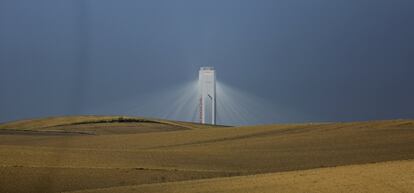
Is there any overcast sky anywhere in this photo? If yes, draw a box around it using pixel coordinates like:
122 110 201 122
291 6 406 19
0 0 413 124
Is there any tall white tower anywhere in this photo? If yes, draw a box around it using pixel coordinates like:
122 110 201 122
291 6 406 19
199 67 216 125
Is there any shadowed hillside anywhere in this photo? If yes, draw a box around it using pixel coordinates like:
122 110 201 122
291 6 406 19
0 115 224 135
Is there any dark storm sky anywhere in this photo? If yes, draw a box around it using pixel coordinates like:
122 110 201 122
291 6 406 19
0 0 413 124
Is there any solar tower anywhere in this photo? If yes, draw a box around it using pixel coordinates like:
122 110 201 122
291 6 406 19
199 67 216 125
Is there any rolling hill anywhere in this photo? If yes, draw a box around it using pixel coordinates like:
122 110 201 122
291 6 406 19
0 116 413 193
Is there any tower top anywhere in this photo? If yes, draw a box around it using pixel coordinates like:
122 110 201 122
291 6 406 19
200 67 214 71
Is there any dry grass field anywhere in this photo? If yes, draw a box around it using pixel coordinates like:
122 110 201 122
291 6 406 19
68 160 414 193
1 116 414 193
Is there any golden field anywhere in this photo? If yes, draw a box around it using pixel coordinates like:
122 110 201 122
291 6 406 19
0 116 413 193
70 160 414 193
